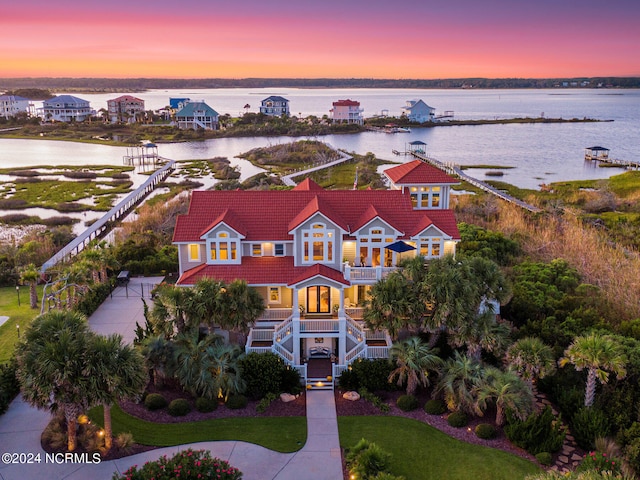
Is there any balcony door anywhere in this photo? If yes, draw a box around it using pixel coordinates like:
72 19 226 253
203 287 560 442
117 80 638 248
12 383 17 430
307 286 331 314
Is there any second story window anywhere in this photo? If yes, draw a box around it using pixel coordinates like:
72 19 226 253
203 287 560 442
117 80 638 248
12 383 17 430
252 244 262 256
274 243 285 256
303 223 334 264
188 244 200 262
209 231 238 262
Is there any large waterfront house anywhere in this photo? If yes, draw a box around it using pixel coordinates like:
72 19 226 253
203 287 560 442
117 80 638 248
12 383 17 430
107 95 145 123
175 101 219 130
0 95 30 119
330 99 364 125
40 95 94 122
172 160 460 386
259 96 290 116
401 99 436 123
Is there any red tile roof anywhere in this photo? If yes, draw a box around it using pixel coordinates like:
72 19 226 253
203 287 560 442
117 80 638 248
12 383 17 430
333 99 360 107
199 208 247 237
384 160 458 185
177 256 349 286
293 178 324 191
173 189 460 243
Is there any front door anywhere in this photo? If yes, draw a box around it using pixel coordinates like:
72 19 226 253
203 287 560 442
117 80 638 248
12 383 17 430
307 286 331 314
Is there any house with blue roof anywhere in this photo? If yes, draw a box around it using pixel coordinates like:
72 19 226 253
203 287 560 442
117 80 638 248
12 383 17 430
259 96 290 116
40 95 94 122
0 95 31 119
175 101 219 130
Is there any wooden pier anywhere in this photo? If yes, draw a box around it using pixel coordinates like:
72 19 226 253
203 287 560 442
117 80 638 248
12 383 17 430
123 143 160 166
410 151 541 213
584 146 639 169
40 159 175 273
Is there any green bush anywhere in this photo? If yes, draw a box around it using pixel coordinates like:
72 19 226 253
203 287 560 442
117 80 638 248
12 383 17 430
167 398 191 416
346 438 392 480
74 280 115 317
238 352 301 400
144 393 168 411
256 392 278 414
504 406 565 455
571 407 611 451
359 388 390 413
113 448 242 480
424 399 447 415
447 411 468 428
396 395 419 412
475 423 497 439
0 359 20 416
195 397 218 413
535 452 553 466
341 359 395 392
226 394 248 410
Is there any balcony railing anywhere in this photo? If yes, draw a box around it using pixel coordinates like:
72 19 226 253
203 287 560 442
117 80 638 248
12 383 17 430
299 319 339 333
344 266 398 282
345 307 364 319
256 308 292 322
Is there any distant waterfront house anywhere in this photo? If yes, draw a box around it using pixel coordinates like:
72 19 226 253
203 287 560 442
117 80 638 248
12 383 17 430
107 95 145 123
175 101 219 130
0 95 30 119
40 95 94 122
169 97 191 111
330 99 364 125
259 96 290 116
401 99 435 123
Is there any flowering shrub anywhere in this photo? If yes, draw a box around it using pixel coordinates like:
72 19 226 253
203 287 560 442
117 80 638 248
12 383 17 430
576 451 622 475
112 449 243 480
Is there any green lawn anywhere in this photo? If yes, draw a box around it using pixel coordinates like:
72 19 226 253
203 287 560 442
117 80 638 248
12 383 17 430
0 285 44 363
88 404 306 453
339 416 540 480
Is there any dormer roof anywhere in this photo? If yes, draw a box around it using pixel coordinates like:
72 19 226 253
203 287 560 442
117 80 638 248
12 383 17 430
384 160 458 185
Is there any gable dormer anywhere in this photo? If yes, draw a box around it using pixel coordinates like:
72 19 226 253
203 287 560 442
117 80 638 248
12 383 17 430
200 210 246 264
384 160 459 209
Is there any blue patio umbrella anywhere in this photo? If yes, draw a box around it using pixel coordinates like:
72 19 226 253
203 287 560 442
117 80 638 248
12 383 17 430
385 240 416 253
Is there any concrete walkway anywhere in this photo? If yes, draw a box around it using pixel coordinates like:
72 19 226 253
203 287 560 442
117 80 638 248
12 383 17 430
0 277 344 480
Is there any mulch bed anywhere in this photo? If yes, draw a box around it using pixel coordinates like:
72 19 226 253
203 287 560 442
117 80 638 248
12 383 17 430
335 389 539 464
120 382 306 423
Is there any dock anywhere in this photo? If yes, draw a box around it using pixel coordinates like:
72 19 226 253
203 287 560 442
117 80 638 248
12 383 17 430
40 159 175 273
584 146 639 169
409 151 541 213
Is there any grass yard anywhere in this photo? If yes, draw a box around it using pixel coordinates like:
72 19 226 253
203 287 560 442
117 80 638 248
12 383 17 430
339 416 540 480
0 285 44 363
88 404 307 453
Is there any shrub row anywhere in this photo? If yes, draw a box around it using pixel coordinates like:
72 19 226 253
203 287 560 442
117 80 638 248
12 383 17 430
0 360 20 416
74 280 115 317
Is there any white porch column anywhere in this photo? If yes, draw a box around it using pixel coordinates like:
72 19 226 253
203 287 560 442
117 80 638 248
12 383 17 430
338 316 346 364
292 287 301 364
338 288 345 316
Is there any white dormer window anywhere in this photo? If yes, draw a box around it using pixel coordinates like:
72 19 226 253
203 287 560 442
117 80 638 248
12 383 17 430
410 186 441 209
302 222 334 263
418 237 442 258
208 231 239 263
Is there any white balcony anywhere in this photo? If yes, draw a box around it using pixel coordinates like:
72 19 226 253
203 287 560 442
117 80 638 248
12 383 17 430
343 265 398 283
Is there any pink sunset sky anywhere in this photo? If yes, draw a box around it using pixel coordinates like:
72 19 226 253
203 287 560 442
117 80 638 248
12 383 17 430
1 0 639 79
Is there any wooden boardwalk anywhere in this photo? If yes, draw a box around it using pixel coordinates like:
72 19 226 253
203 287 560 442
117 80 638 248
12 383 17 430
591 157 640 169
281 144 353 186
40 159 175 272
411 152 542 213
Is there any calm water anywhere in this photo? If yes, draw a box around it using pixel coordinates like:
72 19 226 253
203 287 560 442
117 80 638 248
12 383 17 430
1 88 638 192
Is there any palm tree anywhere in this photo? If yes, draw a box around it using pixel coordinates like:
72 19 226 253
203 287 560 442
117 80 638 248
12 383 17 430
506 337 556 388
172 330 244 400
220 279 265 343
150 284 191 335
448 311 511 361
474 366 534 426
435 351 483 414
15 310 94 451
559 333 627 407
422 255 477 345
20 263 40 309
363 272 419 339
85 334 148 450
140 334 174 387
388 337 442 395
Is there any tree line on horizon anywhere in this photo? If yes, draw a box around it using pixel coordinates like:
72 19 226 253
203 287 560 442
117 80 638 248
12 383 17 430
1 76 639 92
